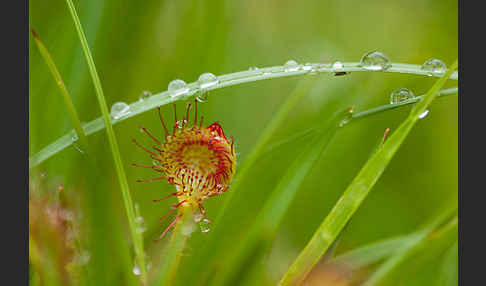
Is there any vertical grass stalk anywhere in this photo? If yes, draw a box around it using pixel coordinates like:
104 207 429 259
278 60 458 286
64 0 147 282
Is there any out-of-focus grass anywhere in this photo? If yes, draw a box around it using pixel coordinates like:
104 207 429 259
29 0 457 285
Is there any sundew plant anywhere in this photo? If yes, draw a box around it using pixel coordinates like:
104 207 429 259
29 0 458 285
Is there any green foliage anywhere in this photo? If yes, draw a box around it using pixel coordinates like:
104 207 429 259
29 0 457 285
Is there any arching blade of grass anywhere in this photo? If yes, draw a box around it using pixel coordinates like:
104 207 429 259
278 59 458 286
30 28 88 152
362 210 457 286
210 108 351 286
64 0 147 283
29 63 458 169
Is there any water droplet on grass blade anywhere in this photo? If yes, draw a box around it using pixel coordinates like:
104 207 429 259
198 73 218 89
421 59 447 75
339 106 355 127
168 79 189 97
249 66 259 71
132 264 141 276
139 90 152 102
71 132 78 142
418 109 429 119
135 216 147 233
360 51 391 71
390 88 415 104
284 60 299 72
111 102 131 119
331 61 343 70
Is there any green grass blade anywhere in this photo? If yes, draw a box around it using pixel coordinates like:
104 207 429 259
29 63 458 169
278 59 458 286
63 0 147 283
30 28 89 152
352 87 458 120
439 240 458 286
260 86 457 160
327 235 414 270
211 108 350 286
363 211 457 286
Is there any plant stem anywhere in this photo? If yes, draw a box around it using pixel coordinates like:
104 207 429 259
154 206 194 286
278 60 458 286
64 0 146 283
29 62 457 169
30 28 89 152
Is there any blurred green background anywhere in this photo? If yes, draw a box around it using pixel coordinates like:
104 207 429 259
29 0 457 285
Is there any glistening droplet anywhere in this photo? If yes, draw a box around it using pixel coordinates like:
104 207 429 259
421 59 447 75
110 102 131 119
390 88 415 104
196 92 209 103
418 109 429 119
198 73 218 89
284 60 299 72
168 79 189 97
139 90 152 102
360 51 391 71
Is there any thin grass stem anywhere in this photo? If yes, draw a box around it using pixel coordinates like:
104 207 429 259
64 0 146 283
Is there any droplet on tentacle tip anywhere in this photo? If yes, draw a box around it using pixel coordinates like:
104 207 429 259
200 218 211 233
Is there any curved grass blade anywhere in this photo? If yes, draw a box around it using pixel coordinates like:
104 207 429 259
327 235 414 270
278 59 458 286
29 63 458 169
210 108 350 286
30 28 88 152
64 0 147 283
362 211 457 286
